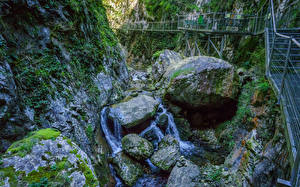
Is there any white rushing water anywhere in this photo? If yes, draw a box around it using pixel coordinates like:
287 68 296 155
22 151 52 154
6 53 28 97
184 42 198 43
140 104 195 155
100 101 196 187
100 107 122 154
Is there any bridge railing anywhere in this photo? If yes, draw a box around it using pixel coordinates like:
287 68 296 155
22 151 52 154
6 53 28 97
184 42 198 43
266 0 300 186
122 21 178 32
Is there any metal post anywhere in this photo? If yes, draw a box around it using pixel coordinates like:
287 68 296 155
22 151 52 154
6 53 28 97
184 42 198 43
277 38 292 104
207 35 210 54
291 146 300 187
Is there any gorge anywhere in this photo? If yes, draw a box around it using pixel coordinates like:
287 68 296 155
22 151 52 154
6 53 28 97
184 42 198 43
1 0 299 186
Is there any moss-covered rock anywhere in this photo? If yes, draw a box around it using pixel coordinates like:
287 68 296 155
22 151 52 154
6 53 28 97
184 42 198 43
0 128 99 187
163 56 239 110
121 134 154 160
150 135 180 171
109 95 159 128
111 152 143 186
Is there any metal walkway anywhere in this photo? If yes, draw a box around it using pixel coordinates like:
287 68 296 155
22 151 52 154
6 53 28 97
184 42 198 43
121 11 266 35
120 1 300 186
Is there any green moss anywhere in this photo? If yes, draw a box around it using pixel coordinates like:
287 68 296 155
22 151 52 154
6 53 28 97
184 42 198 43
70 149 78 154
0 167 18 186
7 129 61 157
77 160 99 187
170 67 195 80
85 124 94 142
152 50 163 59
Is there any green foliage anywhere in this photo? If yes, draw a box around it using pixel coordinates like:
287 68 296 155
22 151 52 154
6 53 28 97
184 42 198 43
143 0 198 20
0 167 18 185
7 129 60 157
29 177 49 187
86 124 94 142
70 149 78 155
208 167 222 182
12 50 68 113
256 78 270 94
152 50 163 59
50 164 57 171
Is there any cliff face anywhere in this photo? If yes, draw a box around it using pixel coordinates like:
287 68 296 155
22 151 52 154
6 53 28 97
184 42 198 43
0 0 129 158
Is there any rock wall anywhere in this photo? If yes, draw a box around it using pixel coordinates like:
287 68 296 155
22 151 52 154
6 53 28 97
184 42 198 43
0 0 129 185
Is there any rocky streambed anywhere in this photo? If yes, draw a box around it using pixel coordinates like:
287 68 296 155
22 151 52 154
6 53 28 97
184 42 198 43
98 50 289 186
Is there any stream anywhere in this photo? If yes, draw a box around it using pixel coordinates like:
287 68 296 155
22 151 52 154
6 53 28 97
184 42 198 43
100 101 200 186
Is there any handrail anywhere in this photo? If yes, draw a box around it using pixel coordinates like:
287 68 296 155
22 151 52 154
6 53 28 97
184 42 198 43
270 0 300 48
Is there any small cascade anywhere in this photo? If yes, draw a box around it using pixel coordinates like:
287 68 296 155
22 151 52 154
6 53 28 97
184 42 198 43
145 159 160 173
109 164 123 187
100 107 122 154
100 101 196 187
140 104 195 155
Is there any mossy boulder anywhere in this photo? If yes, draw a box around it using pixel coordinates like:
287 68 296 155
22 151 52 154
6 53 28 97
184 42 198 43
111 152 143 186
163 56 239 110
121 134 154 160
150 135 180 171
0 128 99 187
152 50 183 82
167 157 201 187
109 95 159 128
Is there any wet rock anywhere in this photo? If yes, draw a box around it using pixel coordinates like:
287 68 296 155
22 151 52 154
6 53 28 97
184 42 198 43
111 152 143 186
150 135 180 171
0 128 99 186
122 134 154 160
109 95 159 128
152 50 182 82
0 62 31 153
174 118 192 141
157 113 168 130
163 56 239 110
167 157 201 187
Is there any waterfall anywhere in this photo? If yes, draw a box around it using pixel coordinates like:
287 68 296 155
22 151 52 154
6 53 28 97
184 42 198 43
100 107 122 154
140 104 195 155
109 164 123 187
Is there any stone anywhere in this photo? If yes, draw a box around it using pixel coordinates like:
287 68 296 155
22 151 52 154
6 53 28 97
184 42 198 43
163 56 239 110
174 118 192 141
150 135 180 171
167 157 201 187
121 134 154 160
152 50 182 83
0 129 99 186
109 95 159 128
111 152 143 186
157 113 169 130
0 62 31 153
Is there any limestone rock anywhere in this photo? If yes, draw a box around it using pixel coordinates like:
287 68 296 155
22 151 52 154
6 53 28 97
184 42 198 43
167 157 201 187
152 50 182 82
0 128 99 187
111 152 143 186
150 135 180 171
163 56 239 109
109 95 159 128
122 134 154 160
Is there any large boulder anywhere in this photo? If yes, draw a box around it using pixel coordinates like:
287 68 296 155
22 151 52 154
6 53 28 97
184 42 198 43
122 134 154 160
163 56 239 109
111 152 143 186
152 50 182 82
109 95 159 128
0 128 99 187
150 135 180 171
167 157 201 187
